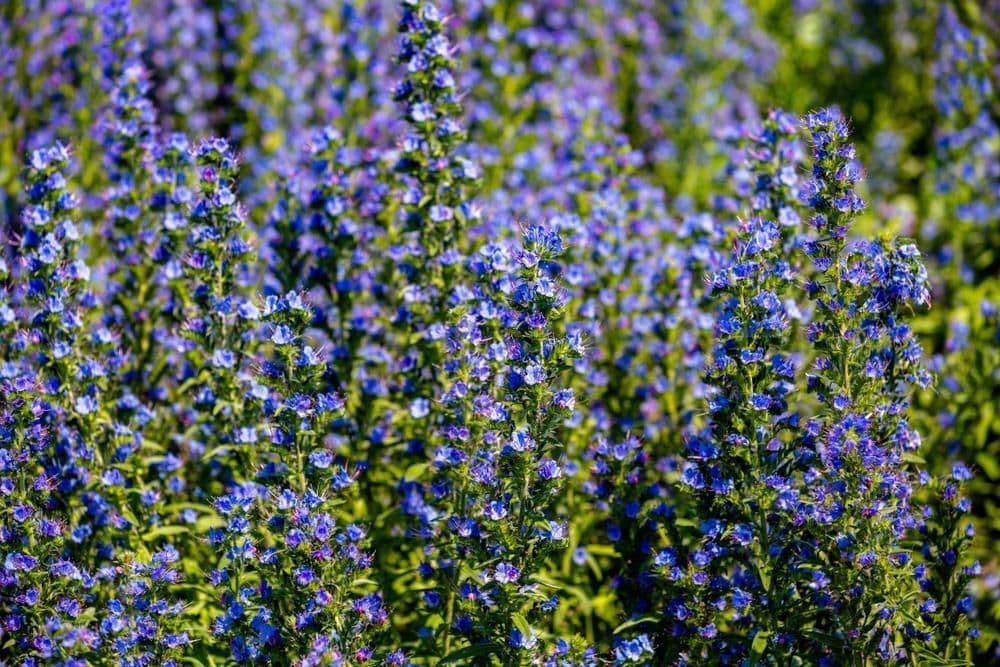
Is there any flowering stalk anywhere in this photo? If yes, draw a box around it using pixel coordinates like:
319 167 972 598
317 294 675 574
96 0 139 88
295 128 365 354
730 108 804 234
209 291 392 664
173 138 258 478
150 132 197 332
0 143 100 663
98 57 164 387
797 109 963 660
94 0 168 373
394 0 481 267
389 0 483 442
666 212 800 662
929 4 999 284
409 225 586 664
912 463 979 661
0 3 993 664
1 144 190 663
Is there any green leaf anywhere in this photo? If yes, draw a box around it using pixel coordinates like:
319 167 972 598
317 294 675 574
532 575 592 613
583 544 618 557
977 451 1000 480
142 525 190 542
511 612 532 637
613 615 659 634
438 643 500 665
161 502 216 516
750 631 770 665
403 462 429 481
119 505 141 528
202 445 233 461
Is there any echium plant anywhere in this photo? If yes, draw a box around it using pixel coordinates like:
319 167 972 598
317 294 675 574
96 0 139 88
580 431 669 621
728 109 803 235
11 145 134 564
919 296 1000 574
365 0 486 606
0 144 188 664
150 132 196 333
390 0 482 416
662 213 801 664
99 60 158 290
209 291 394 665
929 3 999 281
95 0 167 386
285 129 398 451
912 461 981 660
173 138 257 485
264 125 403 493
611 116 805 661
13 143 93 388
94 544 191 664
627 108 977 666
0 142 101 663
798 108 974 661
546 137 713 630
134 0 219 136
394 0 481 267
276 127 374 361
407 225 591 664
2 1 997 663
0 2 93 196
262 170 304 297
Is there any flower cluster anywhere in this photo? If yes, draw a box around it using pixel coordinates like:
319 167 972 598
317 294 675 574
402 224 587 662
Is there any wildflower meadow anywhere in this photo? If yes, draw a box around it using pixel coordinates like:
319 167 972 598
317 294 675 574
0 1 998 665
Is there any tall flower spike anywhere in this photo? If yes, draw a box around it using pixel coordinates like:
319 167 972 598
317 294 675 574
98 45 165 388
208 291 393 664
3 143 190 665
732 109 804 233
409 224 585 662
929 5 1000 283
394 0 481 264
0 143 97 664
378 2 486 616
97 0 140 87
170 138 258 490
18 143 90 379
659 213 800 663
913 463 980 657
150 132 196 326
799 107 865 264
799 108 953 661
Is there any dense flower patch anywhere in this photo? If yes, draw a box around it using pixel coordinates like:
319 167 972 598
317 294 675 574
1 0 997 665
